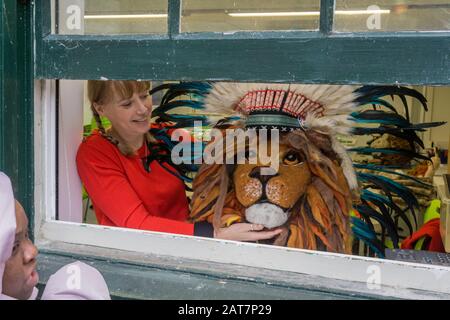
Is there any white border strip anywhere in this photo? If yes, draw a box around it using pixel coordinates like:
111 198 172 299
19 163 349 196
34 80 57 232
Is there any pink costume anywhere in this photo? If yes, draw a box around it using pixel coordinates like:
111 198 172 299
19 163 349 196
41 261 111 300
0 172 38 300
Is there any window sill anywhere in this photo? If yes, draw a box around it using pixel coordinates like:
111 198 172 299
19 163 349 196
36 221 450 300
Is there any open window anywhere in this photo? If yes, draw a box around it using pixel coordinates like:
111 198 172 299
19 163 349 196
33 0 450 298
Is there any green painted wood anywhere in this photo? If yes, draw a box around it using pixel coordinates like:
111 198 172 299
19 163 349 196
320 0 335 34
168 0 181 37
37 250 378 300
35 32 450 85
0 0 35 238
35 0 51 76
25 1 450 300
34 0 450 84
0 0 4 174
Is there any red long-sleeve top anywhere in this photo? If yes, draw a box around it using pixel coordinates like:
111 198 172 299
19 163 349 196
76 131 195 235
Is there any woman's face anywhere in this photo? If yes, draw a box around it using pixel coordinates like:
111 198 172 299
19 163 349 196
95 89 152 138
2 201 39 300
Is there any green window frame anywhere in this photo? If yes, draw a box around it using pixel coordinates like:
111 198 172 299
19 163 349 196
0 0 34 235
35 0 450 84
2 0 449 299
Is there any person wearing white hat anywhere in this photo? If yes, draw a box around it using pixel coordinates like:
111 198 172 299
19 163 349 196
0 172 38 300
0 171 110 300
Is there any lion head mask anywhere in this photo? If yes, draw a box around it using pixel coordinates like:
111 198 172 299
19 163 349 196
190 126 354 253
150 82 443 258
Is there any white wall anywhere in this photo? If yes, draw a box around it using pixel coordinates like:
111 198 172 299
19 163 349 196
58 80 84 223
427 87 450 150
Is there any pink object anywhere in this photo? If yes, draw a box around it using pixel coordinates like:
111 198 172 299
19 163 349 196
0 172 39 300
1 171 109 300
41 261 111 300
0 172 19 300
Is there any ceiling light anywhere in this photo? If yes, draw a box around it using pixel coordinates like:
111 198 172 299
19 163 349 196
84 14 168 19
228 10 390 17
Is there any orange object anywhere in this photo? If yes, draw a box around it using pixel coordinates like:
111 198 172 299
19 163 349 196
401 218 445 253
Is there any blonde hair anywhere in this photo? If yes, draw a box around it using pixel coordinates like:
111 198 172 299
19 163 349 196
87 80 155 155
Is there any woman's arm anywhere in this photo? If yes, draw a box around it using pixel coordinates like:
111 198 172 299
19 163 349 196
214 223 284 241
76 143 195 235
76 141 284 241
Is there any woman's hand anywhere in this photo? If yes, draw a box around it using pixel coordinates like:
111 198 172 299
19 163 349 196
213 223 284 242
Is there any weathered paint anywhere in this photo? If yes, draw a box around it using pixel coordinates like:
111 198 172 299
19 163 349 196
4 0 450 300
37 251 366 300
37 220 450 298
320 0 335 35
34 1 450 84
35 32 450 85
0 0 34 237
36 241 450 300
168 0 181 37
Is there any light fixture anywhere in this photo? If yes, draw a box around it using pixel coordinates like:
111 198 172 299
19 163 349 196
82 9 390 20
336 9 391 15
228 11 320 17
84 14 168 20
228 10 390 17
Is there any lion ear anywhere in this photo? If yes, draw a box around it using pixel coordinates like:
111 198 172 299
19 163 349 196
286 130 308 150
305 130 333 148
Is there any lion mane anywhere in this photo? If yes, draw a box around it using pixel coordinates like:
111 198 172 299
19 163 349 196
189 124 354 254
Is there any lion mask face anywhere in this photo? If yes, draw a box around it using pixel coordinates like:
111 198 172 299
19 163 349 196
233 140 312 229
190 127 354 253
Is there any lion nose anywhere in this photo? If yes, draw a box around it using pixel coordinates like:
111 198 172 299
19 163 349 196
249 167 279 184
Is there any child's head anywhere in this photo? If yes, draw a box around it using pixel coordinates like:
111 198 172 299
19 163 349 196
1 201 39 299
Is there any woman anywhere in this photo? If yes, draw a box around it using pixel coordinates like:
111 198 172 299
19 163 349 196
76 80 282 241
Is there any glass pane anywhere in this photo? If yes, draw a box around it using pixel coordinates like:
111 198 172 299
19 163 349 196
57 79 450 265
335 0 450 32
181 0 320 33
56 0 168 35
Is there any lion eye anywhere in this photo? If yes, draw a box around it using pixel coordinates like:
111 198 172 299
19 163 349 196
283 151 302 165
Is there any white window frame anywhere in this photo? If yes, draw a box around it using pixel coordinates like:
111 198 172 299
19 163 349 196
33 79 450 298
